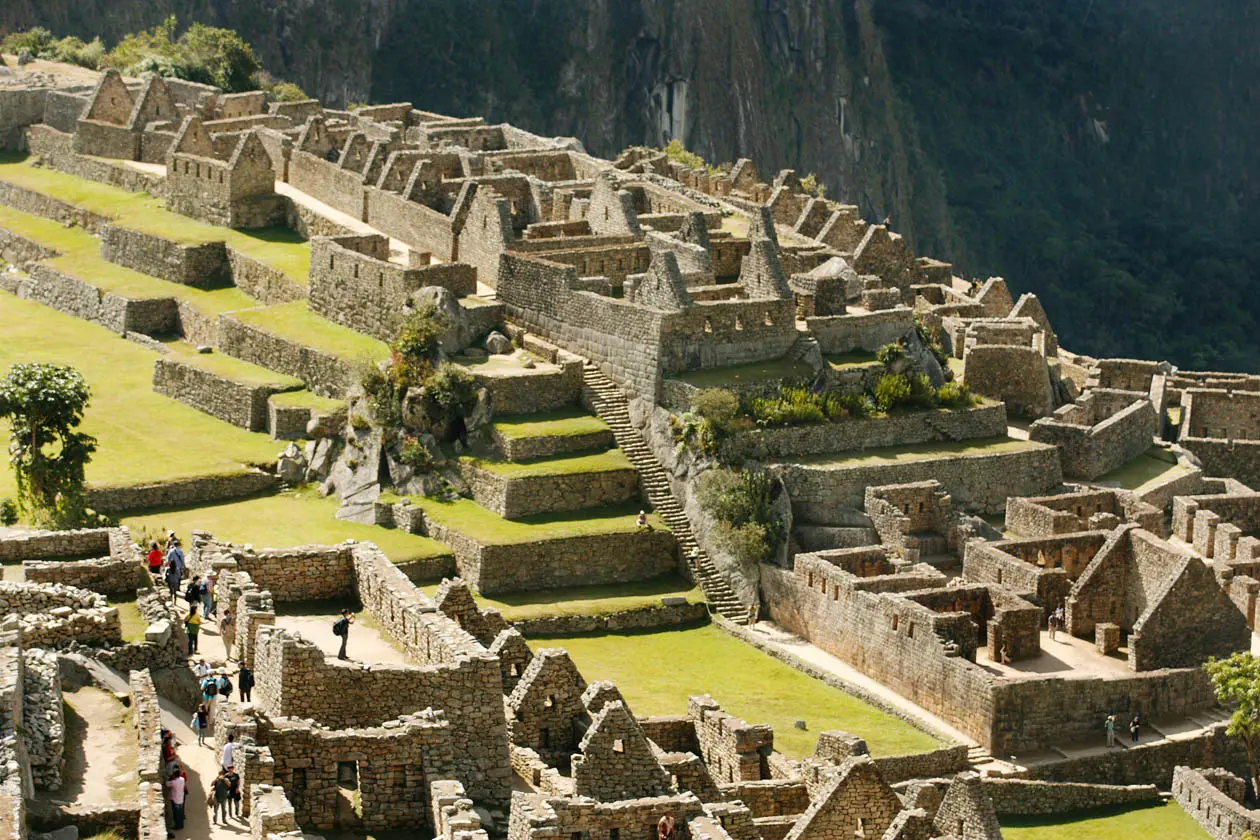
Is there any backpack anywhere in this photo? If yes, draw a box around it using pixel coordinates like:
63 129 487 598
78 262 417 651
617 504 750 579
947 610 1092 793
202 678 218 698
185 582 200 603
218 676 233 697
333 617 349 637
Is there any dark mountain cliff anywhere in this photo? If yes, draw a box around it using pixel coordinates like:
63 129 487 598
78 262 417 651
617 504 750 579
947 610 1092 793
5 0 1259 369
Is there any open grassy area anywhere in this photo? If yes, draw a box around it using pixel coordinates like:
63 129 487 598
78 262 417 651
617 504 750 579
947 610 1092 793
0 153 310 282
419 573 702 620
797 436 1041 467
0 291 280 500
161 340 305 389
409 496 663 545
1094 445 1187 491
669 357 815 390
120 486 451 564
0 204 260 316
268 389 347 413
492 408 611 440
548 625 943 759
1001 801 1208 840
464 449 633 478
230 302 389 363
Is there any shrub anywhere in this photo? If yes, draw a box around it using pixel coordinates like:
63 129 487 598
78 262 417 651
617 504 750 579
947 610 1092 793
876 342 906 366
424 363 476 418
916 317 952 368
268 81 308 102
873 373 912 412
1 28 54 57
906 373 940 410
349 413 371 431
357 363 401 429
698 469 785 562
0 498 17 526
711 521 772 564
692 388 740 432
398 437 435 471
937 381 978 409
663 139 723 174
747 385 851 427
799 172 827 199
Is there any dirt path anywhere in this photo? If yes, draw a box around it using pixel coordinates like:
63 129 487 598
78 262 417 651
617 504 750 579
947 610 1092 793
273 613 411 667
51 686 136 805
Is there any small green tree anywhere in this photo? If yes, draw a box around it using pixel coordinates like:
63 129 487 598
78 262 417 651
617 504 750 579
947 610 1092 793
1205 652 1260 798
0 363 97 527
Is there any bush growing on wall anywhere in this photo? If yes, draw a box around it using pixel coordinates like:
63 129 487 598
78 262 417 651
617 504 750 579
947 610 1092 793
697 468 784 564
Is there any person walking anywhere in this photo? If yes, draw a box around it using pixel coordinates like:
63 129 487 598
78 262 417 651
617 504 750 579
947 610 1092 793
146 542 163 578
184 606 202 655
165 537 185 581
219 609 236 661
220 733 238 771
217 671 233 703
225 765 241 820
1105 713 1116 747
209 768 231 825
200 673 219 717
1130 714 1141 744
183 576 204 614
191 704 209 747
333 609 354 660
202 568 217 619
1047 610 1057 641
237 664 254 703
166 769 187 830
164 557 182 600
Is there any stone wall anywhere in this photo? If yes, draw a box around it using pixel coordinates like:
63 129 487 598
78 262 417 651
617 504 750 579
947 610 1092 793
198 541 356 603
98 225 229 288
23 555 146 598
86 470 279 514
1029 393 1156 480
1006 490 1163 539
806 308 914 354
1173 765 1260 840
4 264 179 337
474 362 582 416
0 627 30 840
459 460 639 519
509 602 708 637
982 778 1161 816
0 528 114 564
21 649 62 791
27 126 164 195
1 582 122 649
152 358 303 432
507 790 706 840
0 180 109 233
0 227 55 265
219 314 357 398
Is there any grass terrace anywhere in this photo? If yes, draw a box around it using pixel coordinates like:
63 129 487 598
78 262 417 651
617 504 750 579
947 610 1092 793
1094 445 1188 491
825 350 879 370
120 486 451 566
668 357 815 390
419 573 702 621
268 389 348 414
229 301 390 362
0 291 280 500
492 408 611 441
109 594 149 644
406 496 663 545
0 153 310 282
548 625 944 759
0 204 260 316
161 340 305 390
462 449 633 478
794 436 1040 467
1001 801 1208 840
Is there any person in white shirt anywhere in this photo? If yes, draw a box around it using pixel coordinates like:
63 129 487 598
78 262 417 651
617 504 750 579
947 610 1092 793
220 733 237 770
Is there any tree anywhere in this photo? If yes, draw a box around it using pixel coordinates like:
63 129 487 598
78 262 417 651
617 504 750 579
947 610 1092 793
0 363 97 527
1205 652 1260 800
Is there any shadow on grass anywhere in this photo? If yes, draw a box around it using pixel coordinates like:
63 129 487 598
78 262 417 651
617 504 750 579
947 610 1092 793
232 225 308 245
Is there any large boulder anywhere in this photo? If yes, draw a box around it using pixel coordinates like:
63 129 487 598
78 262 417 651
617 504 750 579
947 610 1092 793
413 286 476 354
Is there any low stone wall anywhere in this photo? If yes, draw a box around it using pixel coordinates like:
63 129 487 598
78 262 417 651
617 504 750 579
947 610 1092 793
1173 765 1260 840
152 357 303 432
723 402 1008 461
807 307 914 354
1 581 122 649
476 363 582 416
0 626 29 840
6 264 178 336
86 470 279 514
219 315 355 398
0 227 55 265
982 778 1161 816
226 250 307 306
494 427 615 461
459 460 639 519
0 180 109 233
24 556 146 598
99 225 229 288
510 602 709 636
131 668 167 840
197 540 356 603
22 648 63 791
94 588 188 674
1029 399 1157 480
25 800 142 840
871 744 971 785
1181 437 1260 490
0 528 115 564
26 126 165 195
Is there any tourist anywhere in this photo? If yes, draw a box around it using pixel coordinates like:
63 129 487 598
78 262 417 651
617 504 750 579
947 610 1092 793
657 815 675 840
191 704 209 747
200 672 219 715
166 769 187 830
219 608 236 660
217 671 233 702
1130 714 1141 744
202 568 217 619
225 765 242 819
333 609 355 660
183 576 204 614
237 664 254 703
1000 644 1012 665
1105 713 1116 747
161 730 179 775
220 732 238 771
1047 611 1056 641
209 768 231 825
193 659 211 681
146 541 163 577
1053 606 1065 637
165 537 185 581
163 557 182 600
185 605 202 654
636 510 652 531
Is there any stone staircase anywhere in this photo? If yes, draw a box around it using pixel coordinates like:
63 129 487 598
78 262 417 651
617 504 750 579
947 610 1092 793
581 363 748 621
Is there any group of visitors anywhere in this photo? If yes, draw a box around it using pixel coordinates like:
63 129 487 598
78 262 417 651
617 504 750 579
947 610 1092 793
1047 604 1066 641
1103 712 1142 747
160 725 243 831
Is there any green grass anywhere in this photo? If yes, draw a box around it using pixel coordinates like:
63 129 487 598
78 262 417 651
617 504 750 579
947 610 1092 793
0 154 310 282
0 203 260 317
230 302 389 362
548 625 943 759
669 357 815 389
796 436 1041 467
161 340 305 389
409 496 664 545
419 573 702 620
120 486 452 565
1095 445 1187 491
463 449 634 478
268 389 347 413
1000 802 1208 840
109 595 149 643
0 291 281 500
825 350 879 370
492 409 610 440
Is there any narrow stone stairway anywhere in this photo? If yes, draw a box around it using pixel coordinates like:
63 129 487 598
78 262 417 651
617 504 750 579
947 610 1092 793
581 363 748 622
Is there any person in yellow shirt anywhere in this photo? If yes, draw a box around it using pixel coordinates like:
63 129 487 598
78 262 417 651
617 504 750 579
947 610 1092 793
185 606 202 655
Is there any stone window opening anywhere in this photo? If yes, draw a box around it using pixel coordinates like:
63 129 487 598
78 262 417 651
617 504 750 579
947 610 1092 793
908 623 915 639
610 830 620 840
763 311 773 326
892 615 899 631
571 833 582 840
832 585 840 601
735 315 744 331
807 572 814 589
544 694 556 708
918 502 925 512
540 727 551 748
613 739 625 754
329 255 335 269
903 504 910 514
704 318 713 334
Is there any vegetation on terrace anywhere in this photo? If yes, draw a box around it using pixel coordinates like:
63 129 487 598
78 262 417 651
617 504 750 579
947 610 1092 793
230 302 389 362
797 437 1043 467
419 573 702 621
0 153 310 282
462 449 633 478
0 291 279 499
405 496 663 545
491 409 610 440
120 486 452 565
161 340 305 390
549 625 943 759
1000 801 1207 840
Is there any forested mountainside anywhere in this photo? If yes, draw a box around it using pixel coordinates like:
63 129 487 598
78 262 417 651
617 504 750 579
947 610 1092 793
5 0 1259 370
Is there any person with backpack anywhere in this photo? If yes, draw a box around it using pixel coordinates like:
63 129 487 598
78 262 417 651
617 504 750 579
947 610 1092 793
184 576 204 614
191 704 209 747
184 606 202 654
200 674 218 716
237 664 254 703
217 672 233 702
333 609 355 660
209 768 232 825
163 556 182 600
